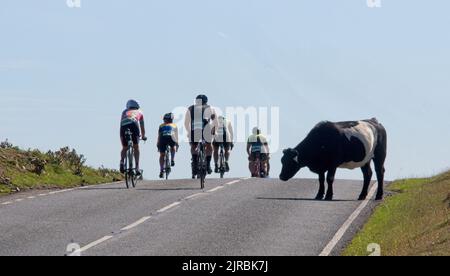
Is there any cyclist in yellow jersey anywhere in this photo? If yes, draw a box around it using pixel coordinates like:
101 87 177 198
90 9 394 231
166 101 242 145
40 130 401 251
247 127 270 177
157 113 179 178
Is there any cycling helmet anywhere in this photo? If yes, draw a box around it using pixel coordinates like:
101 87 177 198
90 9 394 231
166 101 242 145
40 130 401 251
252 127 261 135
196 94 208 105
126 99 140 109
163 112 174 123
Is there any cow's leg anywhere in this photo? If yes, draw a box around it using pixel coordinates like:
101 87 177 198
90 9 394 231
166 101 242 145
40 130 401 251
325 168 337 201
315 172 325 200
374 159 385 200
374 129 387 200
359 162 373 200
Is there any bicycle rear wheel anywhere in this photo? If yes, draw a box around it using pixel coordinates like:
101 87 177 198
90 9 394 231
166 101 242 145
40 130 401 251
199 148 206 189
165 147 171 180
128 147 135 188
219 150 225 179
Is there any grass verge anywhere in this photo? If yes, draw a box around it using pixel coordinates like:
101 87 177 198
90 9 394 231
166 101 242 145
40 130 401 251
343 170 450 256
0 140 123 196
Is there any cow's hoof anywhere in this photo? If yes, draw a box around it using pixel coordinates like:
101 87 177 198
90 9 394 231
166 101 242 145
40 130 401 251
315 194 324 200
324 195 333 201
375 194 383 201
358 194 367 201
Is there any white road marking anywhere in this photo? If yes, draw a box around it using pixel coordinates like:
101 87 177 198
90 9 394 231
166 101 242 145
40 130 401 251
226 180 241 186
1 201 13 205
15 198 24 202
319 183 378 256
27 196 36 199
121 216 152 231
38 193 48 197
157 202 181 213
184 193 205 200
72 235 114 255
207 186 224 193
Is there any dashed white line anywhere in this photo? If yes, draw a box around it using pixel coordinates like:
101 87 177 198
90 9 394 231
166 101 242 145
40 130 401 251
1 201 13 205
226 180 241 186
38 193 48 197
121 216 152 231
72 235 114 255
207 186 224 193
157 202 181 213
184 193 206 200
27 196 36 199
15 198 24 202
319 183 378 256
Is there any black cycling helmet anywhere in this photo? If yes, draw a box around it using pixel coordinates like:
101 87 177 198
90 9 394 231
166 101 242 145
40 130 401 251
196 94 208 105
163 112 174 123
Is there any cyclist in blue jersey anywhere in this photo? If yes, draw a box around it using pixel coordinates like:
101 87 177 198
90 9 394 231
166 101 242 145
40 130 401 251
157 113 179 178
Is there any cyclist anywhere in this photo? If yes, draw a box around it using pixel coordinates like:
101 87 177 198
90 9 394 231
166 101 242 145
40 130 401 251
157 113 179 178
120 100 147 175
213 116 234 173
184 94 217 178
247 127 270 177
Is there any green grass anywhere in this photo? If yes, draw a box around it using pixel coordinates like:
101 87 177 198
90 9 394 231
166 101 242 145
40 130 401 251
343 171 450 256
0 142 123 196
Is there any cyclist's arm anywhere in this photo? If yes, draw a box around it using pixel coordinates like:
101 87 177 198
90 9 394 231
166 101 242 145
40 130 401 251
228 121 234 143
247 142 252 156
140 119 146 139
184 109 191 133
157 127 161 146
174 126 179 144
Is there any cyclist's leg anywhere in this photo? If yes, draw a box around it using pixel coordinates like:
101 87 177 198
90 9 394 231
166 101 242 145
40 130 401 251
133 144 140 171
170 142 176 167
248 154 255 177
120 127 128 173
213 142 220 173
261 154 268 176
205 143 213 174
190 142 199 177
224 143 231 171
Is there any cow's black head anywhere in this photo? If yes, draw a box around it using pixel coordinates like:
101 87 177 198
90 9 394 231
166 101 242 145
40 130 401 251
280 148 303 181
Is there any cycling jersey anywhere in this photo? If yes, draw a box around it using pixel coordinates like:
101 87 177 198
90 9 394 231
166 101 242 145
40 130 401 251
185 104 216 143
158 123 177 139
213 117 233 143
121 109 144 127
247 134 269 154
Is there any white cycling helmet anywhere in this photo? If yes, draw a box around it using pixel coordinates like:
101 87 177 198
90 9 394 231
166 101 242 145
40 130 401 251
252 127 261 135
126 99 140 109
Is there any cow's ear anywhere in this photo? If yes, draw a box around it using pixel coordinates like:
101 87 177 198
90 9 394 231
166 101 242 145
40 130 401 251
283 149 288 154
293 156 299 164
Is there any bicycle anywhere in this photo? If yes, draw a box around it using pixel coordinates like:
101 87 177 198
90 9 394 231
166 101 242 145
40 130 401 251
218 144 226 179
163 145 172 180
196 140 207 189
252 152 267 178
123 129 145 189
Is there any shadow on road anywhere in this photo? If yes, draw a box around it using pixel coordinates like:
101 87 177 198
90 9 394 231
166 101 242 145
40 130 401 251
80 187 128 191
256 197 359 202
136 188 200 191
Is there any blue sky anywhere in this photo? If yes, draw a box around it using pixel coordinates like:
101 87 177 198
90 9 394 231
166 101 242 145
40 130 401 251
1 0 449 180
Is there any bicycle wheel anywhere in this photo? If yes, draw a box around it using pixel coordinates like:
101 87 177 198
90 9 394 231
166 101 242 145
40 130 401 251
219 149 225 179
165 148 170 180
128 147 136 188
199 146 206 189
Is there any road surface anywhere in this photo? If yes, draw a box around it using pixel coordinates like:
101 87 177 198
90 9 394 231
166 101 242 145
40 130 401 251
0 178 379 256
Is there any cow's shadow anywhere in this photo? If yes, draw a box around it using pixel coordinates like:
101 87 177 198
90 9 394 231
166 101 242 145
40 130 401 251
256 197 358 202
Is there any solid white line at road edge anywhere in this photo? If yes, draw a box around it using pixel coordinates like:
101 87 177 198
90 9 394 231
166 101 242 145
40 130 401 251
319 183 378 256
